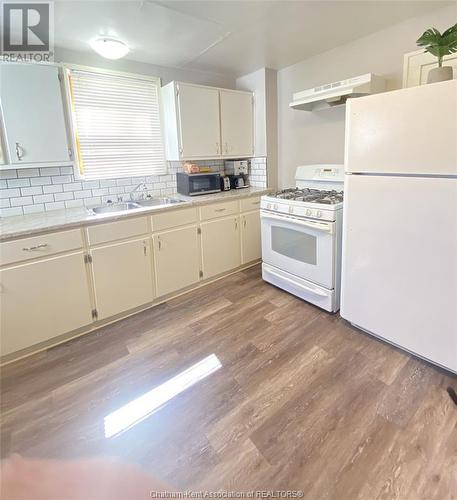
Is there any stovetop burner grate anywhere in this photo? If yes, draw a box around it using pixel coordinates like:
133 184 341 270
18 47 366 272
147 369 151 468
271 188 343 204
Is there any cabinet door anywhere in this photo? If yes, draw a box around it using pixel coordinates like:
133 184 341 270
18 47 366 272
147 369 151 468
220 90 253 157
0 64 70 165
201 216 241 279
177 84 221 159
241 210 261 264
91 238 153 320
0 252 92 356
153 225 200 297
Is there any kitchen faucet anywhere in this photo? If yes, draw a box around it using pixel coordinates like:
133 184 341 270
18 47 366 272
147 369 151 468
129 182 148 201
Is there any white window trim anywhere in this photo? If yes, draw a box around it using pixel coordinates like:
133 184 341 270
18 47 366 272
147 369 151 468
62 63 167 181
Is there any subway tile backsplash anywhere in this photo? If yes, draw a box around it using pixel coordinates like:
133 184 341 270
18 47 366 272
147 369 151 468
249 157 268 188
0 157 267 217
0 162 184 217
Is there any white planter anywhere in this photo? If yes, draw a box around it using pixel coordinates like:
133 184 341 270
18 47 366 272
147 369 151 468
427 66 453 84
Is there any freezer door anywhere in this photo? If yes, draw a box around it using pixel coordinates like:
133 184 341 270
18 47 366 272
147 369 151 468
341 174 457 372
345 79 457 175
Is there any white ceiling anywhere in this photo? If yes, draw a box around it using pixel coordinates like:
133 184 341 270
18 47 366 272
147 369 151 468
54 1 451 76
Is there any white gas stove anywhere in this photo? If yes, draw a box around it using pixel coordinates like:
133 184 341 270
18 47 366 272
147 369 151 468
260 165 344 312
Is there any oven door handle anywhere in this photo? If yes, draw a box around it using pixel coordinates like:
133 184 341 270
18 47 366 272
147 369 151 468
260 211 334 234
266 267 328 297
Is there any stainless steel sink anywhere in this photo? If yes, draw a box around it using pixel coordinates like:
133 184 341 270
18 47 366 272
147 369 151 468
89 197 185 215
135 197 184 207
90 202 141 214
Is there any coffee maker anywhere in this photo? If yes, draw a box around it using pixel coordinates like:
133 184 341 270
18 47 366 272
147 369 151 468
224 160 249 189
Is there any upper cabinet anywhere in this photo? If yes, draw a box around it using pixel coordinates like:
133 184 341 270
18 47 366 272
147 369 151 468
220 89 254 157
162 81 254 161
0 63 72 168
175 84 221 159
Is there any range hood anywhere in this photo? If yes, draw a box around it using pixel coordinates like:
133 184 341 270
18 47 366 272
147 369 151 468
290 73 385 111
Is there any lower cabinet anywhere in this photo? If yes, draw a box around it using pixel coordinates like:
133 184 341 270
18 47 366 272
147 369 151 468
1 197 265 358
241 210 261 264
90 238 153 320
0 252 92 355
153 225 200 297
200 215 241 279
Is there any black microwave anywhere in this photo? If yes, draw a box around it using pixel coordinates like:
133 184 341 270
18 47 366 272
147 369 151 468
176 172 221 196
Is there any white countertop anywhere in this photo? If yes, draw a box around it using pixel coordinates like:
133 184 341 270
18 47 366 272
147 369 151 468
0 187 271 241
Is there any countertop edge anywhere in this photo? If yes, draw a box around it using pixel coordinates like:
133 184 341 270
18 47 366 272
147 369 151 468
0 188 272 241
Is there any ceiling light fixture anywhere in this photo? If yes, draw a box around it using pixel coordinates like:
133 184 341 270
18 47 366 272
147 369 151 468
90 37 129 60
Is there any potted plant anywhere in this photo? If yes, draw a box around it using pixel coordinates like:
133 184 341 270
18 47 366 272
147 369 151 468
416 23 457 83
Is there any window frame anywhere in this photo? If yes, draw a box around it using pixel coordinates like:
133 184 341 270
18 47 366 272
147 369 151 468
62 63 167 181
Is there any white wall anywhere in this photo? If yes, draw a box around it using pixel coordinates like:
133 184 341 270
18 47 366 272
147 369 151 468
265 68 278 189
55 47 236 88
236 68 267 156
236 67 278 188
277 4 457 188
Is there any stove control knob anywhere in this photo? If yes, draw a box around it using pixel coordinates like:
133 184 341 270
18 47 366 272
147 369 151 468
306 209 312 216
267 203 271 209
274 204 278 210
317 210 323 218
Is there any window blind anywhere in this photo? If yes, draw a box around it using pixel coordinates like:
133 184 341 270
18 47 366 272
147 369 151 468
68 69 166 180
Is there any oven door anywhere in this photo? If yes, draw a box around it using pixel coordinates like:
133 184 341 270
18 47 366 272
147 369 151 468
261 210 335 289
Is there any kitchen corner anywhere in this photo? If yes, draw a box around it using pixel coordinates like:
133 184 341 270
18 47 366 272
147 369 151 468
1 2 456 497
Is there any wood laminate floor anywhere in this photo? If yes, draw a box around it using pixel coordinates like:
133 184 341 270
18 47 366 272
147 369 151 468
1 265 456 499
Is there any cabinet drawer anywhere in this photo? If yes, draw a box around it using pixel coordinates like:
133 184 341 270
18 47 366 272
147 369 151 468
240 196 261 212
0 229 83 266
87 217 149 246
199 200 239 221
151 207 198 232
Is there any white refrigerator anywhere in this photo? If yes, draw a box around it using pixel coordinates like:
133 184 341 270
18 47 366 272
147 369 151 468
341 79 457 373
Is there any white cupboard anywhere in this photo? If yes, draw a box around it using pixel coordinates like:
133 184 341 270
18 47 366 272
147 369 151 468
177 84 221 159
241 210 261 264
220 90 254 157
90 238 154 319
1 195 265 359
0 63 71 167
0 252 92 355
200 215 241 279
162 81 253 161
153 225 200 297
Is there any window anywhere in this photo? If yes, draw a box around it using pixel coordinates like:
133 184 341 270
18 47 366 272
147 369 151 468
66 67 166 180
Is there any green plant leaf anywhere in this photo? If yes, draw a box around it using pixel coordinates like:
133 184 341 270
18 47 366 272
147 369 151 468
416 24 457 61
417 27 442 46
442 23 457 39
442 23 457 53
